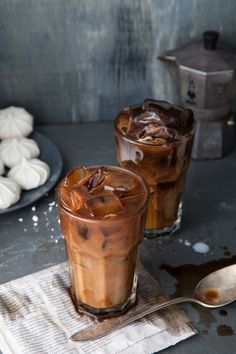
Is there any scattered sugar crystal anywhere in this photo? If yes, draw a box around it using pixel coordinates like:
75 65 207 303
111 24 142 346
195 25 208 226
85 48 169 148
32 215 38 222
34 222 38 227
18 218 23 222
192 242 209 254
184 240 191 246
48 207 53 212
55 239 58 243
179 238 183 243
24 228 27 232
49 201 55 207
50 235 54 238
32 206 36 211
58 219 60 224
51 228 54 232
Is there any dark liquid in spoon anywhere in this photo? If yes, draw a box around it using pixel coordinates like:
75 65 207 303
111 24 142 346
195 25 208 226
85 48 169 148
202 288 219 304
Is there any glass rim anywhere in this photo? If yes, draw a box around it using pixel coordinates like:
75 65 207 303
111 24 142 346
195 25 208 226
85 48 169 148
114 112 196 148
57 164 150 223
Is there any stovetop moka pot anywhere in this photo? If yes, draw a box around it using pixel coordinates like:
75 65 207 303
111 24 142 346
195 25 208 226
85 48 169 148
159 31 236 159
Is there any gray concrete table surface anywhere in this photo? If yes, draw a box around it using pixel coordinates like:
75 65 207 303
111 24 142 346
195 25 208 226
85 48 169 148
0 122 236 354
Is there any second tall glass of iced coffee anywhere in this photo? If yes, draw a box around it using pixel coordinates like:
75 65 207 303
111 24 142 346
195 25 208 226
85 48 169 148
115 99 196 237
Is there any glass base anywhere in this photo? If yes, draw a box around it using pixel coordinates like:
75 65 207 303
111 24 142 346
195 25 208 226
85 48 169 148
69 269 139 320
70 287 137 320
145 202 182 238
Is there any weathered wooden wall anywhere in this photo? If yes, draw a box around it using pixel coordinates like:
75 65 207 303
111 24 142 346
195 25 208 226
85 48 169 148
0 0 236 124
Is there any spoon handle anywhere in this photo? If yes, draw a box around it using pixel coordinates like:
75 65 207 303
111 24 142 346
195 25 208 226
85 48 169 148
70 296 198 341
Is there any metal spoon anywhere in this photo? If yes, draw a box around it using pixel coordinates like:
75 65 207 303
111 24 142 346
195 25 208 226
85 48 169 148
70 264 236 341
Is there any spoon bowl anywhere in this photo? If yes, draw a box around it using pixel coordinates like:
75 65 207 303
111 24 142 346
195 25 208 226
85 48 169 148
194 263 236 306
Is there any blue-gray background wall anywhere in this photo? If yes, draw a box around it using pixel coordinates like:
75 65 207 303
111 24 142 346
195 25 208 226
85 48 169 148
0 0 236 124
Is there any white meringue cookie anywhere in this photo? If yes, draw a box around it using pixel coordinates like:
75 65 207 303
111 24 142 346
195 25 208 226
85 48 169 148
0 177 21 209
0 138 40 168
0 158 4 175
8 158 50 190
0 106 33 139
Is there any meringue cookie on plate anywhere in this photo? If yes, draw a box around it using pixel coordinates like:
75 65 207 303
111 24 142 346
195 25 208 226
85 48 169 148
0 106 33 139
0 137 40 168
0 177 21 209
8 158 50 190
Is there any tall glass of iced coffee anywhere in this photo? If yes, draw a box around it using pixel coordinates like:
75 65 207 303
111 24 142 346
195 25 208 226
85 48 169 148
115 99 196 237
57 165 149 318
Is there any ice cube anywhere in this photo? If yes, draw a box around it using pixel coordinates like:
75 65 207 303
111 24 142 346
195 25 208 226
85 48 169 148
137 111 163 124
125 115 147 139
85 191 124 218
139 125 178 144
58 185 72 210
104 172 137 193
126 109 169 141
141 123 163 137
142 100 173 121
86 167 110 193
154 126 177 139
58 185 84 212
142 100 184 130
65 166 90 187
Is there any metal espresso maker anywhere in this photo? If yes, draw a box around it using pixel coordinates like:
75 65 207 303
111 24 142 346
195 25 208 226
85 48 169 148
159 31 236 159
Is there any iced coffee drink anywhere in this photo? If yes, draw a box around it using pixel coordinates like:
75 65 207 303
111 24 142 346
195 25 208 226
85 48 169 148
115 99 196 237
57 165 148 318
